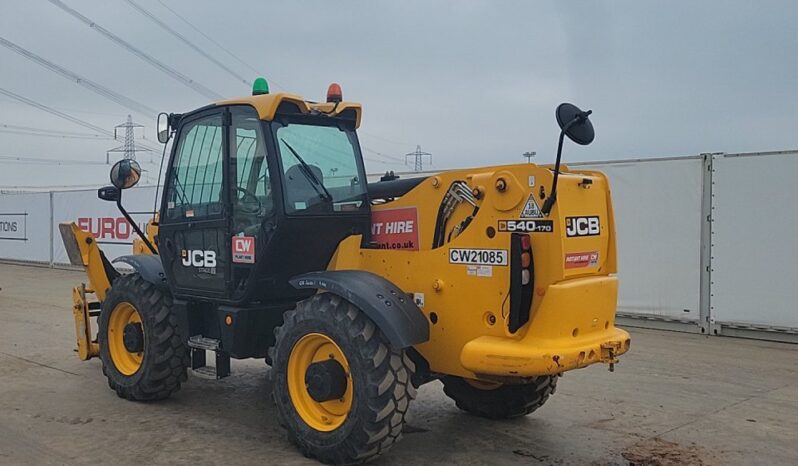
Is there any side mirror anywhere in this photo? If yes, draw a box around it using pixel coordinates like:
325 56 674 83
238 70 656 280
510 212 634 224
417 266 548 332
98 186 120 202
556 103 594 145
541 103 595 215
157 112 170 143
110 159 142 190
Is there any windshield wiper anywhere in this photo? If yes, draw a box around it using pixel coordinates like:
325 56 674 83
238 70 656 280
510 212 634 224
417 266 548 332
279 138 333 202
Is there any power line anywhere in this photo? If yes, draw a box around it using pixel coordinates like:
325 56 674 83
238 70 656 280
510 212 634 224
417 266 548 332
0 87 162 153
123 0 250 88
0 87 112 135
362 146 406 163
0 36 157 118
0 129 112 140
0 97 125 117
154 0 286 91
0 155 116 166
1 124 109 138
363 157 405 166
47 0 224 101
360 132 414 146
0 155 158 166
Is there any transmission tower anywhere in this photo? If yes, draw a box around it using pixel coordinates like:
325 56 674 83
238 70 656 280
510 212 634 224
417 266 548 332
522 151 536 163
405 145 432 172
106 115 152 164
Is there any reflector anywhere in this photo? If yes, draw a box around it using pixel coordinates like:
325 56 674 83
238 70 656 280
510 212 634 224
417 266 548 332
520 234 531 251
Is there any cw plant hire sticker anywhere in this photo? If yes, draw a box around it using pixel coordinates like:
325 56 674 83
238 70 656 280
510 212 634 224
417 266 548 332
232 235 256 264
564 251 599 269
371 207 419 250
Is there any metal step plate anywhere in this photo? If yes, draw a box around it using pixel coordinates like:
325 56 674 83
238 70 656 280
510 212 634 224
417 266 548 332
187 335 221 351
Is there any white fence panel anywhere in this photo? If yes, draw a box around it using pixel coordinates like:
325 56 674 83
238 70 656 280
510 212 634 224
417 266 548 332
577 158 705 321
0 192 52 263
711 152 798 330
51 186 158 265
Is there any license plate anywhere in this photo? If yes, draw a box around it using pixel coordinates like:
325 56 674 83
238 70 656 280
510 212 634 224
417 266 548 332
449 248 508 266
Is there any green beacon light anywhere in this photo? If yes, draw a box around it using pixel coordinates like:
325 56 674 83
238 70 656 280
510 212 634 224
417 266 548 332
252 77 269 95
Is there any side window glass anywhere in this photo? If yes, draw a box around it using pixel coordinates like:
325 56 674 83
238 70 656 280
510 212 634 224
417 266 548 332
165 114 224 220
232 107 272 235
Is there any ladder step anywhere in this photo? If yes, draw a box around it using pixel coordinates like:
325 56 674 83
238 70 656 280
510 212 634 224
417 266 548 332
192 366 217 379
190 347 231 380
188 335 221 351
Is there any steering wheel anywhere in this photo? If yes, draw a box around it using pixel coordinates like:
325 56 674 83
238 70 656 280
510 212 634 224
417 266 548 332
236 186 262 214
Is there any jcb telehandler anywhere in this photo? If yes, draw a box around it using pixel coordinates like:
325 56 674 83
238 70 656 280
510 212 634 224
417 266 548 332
60 78 630 464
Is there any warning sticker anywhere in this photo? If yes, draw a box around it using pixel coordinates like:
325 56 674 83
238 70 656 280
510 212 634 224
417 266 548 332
371 207 419 250
520 194 543 218
466 265 493 277
232 236 255 264
564 251 599 269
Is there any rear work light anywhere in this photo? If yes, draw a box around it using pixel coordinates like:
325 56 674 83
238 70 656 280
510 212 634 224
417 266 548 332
509 233 534 332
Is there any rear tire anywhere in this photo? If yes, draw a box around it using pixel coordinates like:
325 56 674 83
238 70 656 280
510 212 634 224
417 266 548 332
98 273 188 401
269 293 416 464
441 375 558 419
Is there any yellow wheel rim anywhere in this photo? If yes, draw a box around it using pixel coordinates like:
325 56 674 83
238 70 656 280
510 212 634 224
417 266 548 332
287 333 353 432
108 302 144 376
465 378 502 390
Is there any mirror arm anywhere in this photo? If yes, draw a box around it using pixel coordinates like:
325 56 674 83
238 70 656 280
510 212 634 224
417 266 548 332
541 111 592 216
541 123 571 215
116 191 157 254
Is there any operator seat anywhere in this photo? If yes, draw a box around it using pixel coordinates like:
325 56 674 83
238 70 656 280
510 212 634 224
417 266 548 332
284 164 325 211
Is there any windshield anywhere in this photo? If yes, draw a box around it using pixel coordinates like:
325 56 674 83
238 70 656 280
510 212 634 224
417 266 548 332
274 122 367 214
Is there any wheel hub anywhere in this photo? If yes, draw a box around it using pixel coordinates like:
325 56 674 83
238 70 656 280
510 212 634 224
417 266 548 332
305 359 348 402
287 333 353 431
123 322 144 353
108 302 144 376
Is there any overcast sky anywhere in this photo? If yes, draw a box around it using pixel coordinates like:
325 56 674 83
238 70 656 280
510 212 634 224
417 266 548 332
1 0 797 189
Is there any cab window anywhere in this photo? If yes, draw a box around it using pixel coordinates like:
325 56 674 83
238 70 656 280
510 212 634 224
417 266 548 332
274 122 367 215
165 113 224 220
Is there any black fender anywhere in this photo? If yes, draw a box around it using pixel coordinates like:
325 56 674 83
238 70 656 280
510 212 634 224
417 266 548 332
113 255 168 291
290 270 430 349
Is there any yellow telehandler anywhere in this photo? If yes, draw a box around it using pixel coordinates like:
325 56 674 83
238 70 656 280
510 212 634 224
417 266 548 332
60 78 630 464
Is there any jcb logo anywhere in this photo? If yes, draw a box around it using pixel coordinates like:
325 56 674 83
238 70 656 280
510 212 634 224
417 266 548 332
566 216 600 237
181 249 217 267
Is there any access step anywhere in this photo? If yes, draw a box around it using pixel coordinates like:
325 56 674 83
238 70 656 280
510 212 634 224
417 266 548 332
187 335 230 379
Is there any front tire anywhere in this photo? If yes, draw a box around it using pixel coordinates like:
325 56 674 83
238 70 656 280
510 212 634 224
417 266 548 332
98 273 188 401
270 293 416 464
441 375 558 419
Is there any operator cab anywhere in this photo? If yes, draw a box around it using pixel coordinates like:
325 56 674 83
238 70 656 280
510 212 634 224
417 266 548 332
155 82 371 306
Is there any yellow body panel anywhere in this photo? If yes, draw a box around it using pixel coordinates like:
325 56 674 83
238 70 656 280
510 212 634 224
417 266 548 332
61 222 112 301
132 217 159 255
329 163 629 379
216 93 362 128
60 222 109 360
71 284 99 361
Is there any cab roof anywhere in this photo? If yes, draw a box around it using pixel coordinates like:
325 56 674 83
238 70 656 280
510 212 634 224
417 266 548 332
216 93 362 128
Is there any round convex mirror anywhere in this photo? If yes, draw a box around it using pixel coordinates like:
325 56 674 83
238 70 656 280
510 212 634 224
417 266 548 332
556 103 595 146
110 159 142 190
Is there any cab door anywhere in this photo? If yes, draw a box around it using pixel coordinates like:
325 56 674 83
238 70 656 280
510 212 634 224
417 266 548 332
159 108 231 299
228 106 275 301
